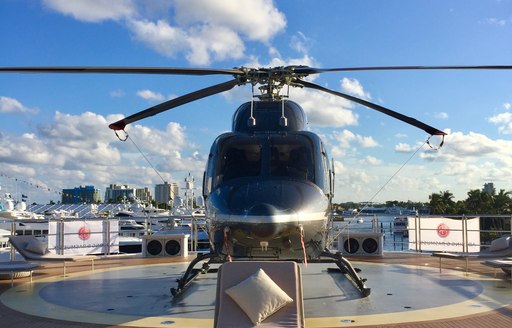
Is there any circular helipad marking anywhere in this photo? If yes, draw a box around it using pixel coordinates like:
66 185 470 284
0 261 509 327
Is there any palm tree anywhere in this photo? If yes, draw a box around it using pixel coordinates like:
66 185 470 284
465 189 493 214
429 191 448 214
493 189 512 214
441 190 455 213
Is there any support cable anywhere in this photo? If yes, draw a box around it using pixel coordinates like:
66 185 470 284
126 134 166 184
333 137 433 242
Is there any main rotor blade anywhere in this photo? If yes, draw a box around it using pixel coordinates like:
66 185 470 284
295 65 512 75
0 66 243 76
300 80 446 136
109 79 240 130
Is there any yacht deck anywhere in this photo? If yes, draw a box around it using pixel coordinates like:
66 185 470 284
0 252 510 327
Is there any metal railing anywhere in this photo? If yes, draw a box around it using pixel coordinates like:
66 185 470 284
2 214 511 256
329 214 511 253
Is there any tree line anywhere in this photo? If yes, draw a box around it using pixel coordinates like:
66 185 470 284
333 188 512 215
428 189 512 215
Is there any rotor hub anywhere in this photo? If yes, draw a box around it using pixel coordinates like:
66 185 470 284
235 66 309 100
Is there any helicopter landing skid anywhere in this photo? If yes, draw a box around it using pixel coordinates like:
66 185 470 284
170 250 370 298
170 252 221 298
318 250 371 297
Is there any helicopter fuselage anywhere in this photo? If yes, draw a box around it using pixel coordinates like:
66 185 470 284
202 100 334 259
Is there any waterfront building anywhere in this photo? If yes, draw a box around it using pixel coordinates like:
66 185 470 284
61 185 101 204
104 184 136 203
483 182 496 195
135 187 153 203
154 182 179 208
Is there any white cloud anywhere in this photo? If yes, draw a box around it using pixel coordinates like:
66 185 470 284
0 96 38 114
110 89 125 98
395 143 413 153
44 0 136 22
361 155 382 165
128 19 189 58
341 78 371 99
185 25 245 64
330 129 379 158
173 0 286 42
358 135 379 148
290 32 311 54
329 129 512 202
137 89 165 102
435 112 449 119
421 131 510 162
128 19 246 65
45 0 286 65
488 112 512 134
0 110 205 203
482 17 507 27
291 88 359 128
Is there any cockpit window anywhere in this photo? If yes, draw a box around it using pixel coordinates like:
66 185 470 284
270 135 315 182
216 137 261 184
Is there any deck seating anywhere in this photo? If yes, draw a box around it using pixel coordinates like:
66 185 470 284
214 261 304 327
8 235 96 275
483 258 512 277
0 261 41 286
432 234 512 272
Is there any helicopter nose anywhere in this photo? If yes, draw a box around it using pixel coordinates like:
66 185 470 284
247 203 276 216
247 203 281 238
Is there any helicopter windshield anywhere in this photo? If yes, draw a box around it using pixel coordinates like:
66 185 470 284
213 134 316 188
270 135 315 182
216 137 262 184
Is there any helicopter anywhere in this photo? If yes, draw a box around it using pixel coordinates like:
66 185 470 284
1 64 510 297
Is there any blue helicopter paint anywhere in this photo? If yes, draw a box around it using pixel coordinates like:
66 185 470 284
203 100 332 259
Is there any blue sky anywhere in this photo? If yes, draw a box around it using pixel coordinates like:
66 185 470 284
1 0 512 205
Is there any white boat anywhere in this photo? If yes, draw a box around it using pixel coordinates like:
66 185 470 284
0 193 48 235
0 193 44 220
119 219 146 237
385 205 417 216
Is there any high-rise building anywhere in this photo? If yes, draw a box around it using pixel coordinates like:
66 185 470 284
135 187 153 203
483 182 495 195
61 185 101 204
154 182 179 207
104 184 136 203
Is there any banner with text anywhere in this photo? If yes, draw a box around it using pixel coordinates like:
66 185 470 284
48 219 119 255
408 216 480 252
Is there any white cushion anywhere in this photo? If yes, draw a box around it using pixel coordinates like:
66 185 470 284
489 236 510 252
225 268 293 325
25 238 47 255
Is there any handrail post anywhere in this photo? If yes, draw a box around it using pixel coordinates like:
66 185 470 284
417 214 422 252
465 215 468 253
59 217 65 255
461 214 466 253
105 217 111 255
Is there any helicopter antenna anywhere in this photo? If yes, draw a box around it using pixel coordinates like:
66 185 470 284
248 84 256 127
279 84 289 127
